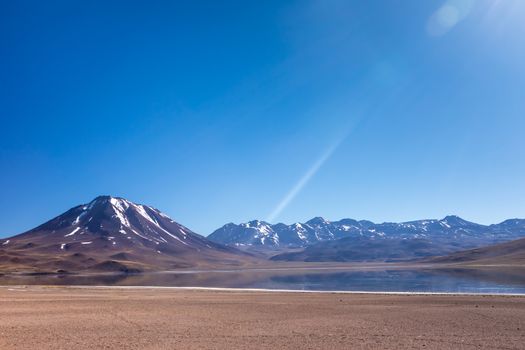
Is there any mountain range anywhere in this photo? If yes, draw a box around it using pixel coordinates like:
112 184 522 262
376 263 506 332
0 196 253 273
209 216 525 247
209 216 525 261
1 195 525 272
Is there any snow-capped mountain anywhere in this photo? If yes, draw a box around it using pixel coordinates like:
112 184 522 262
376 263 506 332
208 215 525 250
0 196 251 272
213 220 280 247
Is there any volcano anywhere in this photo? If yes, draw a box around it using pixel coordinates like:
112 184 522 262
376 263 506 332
0 196 253 273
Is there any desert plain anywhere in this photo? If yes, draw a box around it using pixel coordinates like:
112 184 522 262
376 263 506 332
0 286 523 349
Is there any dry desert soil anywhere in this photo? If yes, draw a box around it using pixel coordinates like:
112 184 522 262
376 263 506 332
0 286 524 349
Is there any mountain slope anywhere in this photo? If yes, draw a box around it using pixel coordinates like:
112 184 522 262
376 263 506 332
0 196 253 273
270 237 462 262
427 237 525 266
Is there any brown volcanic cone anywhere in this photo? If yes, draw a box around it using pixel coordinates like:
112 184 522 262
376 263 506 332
0 196 254 273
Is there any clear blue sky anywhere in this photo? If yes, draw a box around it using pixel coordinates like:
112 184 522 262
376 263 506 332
1 0 524 237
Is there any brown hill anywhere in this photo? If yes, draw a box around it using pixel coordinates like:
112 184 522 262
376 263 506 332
427 236 525 266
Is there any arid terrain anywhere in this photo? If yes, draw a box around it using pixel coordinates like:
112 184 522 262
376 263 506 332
0 286 523 349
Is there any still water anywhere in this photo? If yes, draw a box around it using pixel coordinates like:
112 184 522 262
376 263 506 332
2 268 525 294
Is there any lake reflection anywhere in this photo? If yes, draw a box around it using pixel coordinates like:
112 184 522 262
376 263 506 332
1 268 525 294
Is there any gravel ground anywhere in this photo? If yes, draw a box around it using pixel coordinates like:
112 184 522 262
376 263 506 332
0 286 523 349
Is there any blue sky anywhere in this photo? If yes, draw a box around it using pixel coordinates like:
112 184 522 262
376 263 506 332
1 0 524 237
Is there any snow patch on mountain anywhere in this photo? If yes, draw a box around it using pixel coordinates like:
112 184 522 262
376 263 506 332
64 227 81 237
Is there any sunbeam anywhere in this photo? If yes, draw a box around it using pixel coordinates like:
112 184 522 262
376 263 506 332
265 133 348 223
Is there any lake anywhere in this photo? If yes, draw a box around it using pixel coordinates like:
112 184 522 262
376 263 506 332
2 267 525 294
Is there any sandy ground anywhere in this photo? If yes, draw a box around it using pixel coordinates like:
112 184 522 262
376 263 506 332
0 287 524 349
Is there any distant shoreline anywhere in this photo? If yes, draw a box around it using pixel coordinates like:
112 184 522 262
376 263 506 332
2 261 524 276
2 285 525 297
